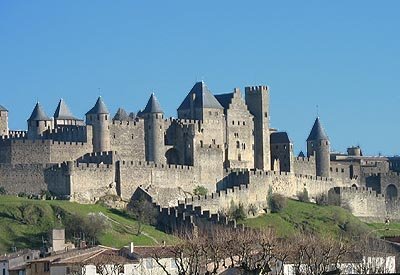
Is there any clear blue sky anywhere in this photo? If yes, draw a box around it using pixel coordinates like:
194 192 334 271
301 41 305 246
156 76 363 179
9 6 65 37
1 1 399 156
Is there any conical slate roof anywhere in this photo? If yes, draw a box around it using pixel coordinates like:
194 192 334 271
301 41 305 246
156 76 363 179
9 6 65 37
142 93 163 114
28 102 51 121
54 99 76 120
86 97 109 115
0 105 7 112
298 151 305 158
113 108 129 120
178 81 223 110
307 117 329 141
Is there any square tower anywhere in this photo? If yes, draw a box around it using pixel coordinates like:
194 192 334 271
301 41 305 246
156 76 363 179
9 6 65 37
245 85 271 171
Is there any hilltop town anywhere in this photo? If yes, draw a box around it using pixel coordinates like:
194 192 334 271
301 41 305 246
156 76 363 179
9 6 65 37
1 81 400 229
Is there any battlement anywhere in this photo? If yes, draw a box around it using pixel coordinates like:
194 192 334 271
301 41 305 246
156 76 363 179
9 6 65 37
245 85 269 94
248 169 291 177
294 156 315 162
77 151 115 164
334 186 384 198
74 161 113 170
5 131 27 139
118 160 194 171
111 118 142 127
294 173 331 182
0 163 55 169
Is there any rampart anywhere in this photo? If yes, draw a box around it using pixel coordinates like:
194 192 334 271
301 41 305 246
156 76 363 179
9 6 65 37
329 186 387 222
0 163 54 194
118 160 197 201
293 156 316 176
0 139 92 164
68 161 116 203
42 125 89 142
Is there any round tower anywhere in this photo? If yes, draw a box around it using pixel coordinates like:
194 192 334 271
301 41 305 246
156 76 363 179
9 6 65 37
347 146 362 157
27 102 52 139
306 117 330 177
85 97 111 152
141 93 165 163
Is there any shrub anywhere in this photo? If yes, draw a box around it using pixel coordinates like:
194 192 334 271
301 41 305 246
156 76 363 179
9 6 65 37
316 193 328 206
297 188 310 202
193 186 208 196
0 186 6 195
228 203 246 221
248 204 258 216
268 193 287 213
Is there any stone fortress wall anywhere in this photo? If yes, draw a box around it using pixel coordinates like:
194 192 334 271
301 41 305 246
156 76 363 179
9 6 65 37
1 81 400 225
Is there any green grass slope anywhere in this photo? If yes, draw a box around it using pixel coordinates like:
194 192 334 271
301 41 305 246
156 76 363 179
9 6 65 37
241 199 372 239
0 196 176 253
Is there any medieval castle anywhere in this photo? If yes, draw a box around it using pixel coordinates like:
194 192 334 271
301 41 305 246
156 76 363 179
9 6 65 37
1 81 399 227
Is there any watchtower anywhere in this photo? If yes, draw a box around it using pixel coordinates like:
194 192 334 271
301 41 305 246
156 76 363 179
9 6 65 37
27 102 52 139
0 105 8 136
245 85 271 171
141 93 165 163
85 97 110 152
307 117 330 177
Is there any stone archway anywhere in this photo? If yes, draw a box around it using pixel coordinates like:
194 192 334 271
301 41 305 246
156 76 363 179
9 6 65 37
165 148 180 165
386 184 398 200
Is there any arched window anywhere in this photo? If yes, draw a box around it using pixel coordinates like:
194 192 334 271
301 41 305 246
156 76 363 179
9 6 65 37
386 184 398 200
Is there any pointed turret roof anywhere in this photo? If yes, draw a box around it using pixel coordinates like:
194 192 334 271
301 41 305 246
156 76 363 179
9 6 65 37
142 93 163 114
86 97 109 115
28 102 51 121
0 105 7 112
307 117 329 141
54 99 76 120
113 108 129 120
298 151 305 158
178 81 223 110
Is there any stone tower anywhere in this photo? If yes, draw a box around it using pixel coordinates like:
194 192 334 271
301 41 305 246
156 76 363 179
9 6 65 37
0 105 8 136
27 102 52 139
307 117 330 177
245 85 271 171
141 93 165 163
85 97 111 152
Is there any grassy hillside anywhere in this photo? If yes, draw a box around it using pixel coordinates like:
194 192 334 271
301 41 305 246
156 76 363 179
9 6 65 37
0 196 176 253
240 199 375 239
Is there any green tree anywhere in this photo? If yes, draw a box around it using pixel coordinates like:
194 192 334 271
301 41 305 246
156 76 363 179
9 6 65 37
268 193 287 213
193 186 208 196
128 198 158 235
297 188 310 202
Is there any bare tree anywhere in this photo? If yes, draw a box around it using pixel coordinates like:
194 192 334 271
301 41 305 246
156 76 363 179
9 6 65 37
290 234 348 275
347 236 395 274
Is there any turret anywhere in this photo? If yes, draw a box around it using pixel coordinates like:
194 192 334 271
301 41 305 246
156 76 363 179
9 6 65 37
141 93 165 163
245 85 271 171
307 117 330 177
85 97 110 152
27 102 52 139
0 105 8 136
53 99 84 126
